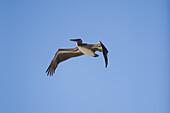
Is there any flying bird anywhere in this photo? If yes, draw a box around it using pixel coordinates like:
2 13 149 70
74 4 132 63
46 39 108 76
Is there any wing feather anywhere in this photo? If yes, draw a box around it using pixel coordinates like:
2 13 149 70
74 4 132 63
100 41 109 68
46 47 84 76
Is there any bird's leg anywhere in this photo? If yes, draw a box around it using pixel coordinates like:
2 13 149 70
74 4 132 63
94 54 99 57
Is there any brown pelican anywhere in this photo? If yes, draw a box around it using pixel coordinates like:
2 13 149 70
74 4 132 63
46 39 108 76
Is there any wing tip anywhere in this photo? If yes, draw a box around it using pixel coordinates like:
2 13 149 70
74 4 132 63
46 67 55 76
105 64 108 68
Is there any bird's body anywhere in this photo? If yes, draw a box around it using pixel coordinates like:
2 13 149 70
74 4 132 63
46 39 108 76
78 44 96 56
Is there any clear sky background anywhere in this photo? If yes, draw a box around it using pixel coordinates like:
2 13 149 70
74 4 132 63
0 0 170 113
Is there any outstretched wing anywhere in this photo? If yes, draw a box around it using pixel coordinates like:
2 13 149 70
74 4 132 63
99 41 109 68
46 47 84 76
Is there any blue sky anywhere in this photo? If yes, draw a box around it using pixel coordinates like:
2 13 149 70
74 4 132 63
0 0 170 113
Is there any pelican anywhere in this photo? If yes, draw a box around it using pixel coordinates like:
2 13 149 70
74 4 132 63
46 39 108 76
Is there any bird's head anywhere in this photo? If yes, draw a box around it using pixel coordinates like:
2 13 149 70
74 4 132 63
70 39 82 44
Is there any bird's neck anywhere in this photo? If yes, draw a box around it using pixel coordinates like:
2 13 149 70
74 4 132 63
77 41 82 45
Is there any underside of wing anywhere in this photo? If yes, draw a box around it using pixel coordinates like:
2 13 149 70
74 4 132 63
86 41 109 67
46 47 84 76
